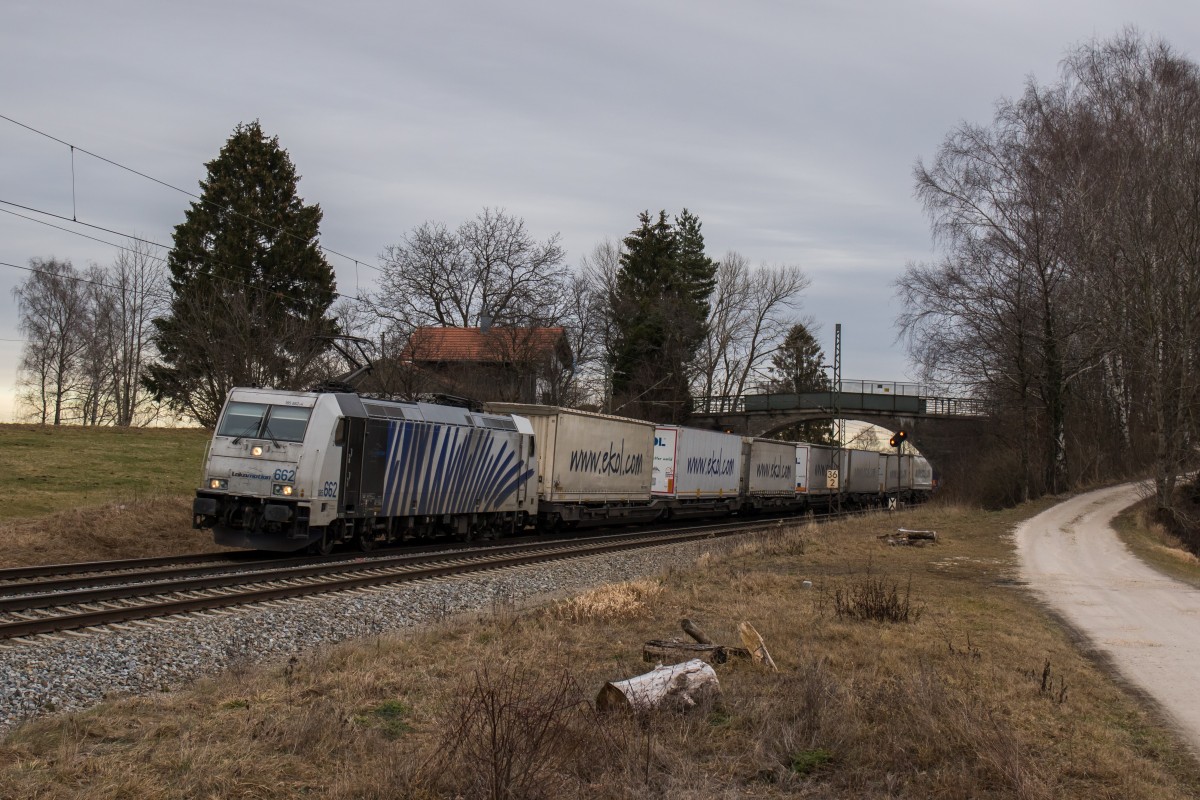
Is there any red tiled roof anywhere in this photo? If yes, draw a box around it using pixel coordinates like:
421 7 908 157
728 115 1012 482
402 326 570 364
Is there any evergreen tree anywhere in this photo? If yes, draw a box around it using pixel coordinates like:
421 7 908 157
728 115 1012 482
672 209 718 320
146 121 336 426
770 323 830 394
768 323 835 444
609 209 716 422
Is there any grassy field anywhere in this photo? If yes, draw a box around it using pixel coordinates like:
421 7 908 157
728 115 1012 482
3 503 1199 798
0 424 210 520
0 424 215 566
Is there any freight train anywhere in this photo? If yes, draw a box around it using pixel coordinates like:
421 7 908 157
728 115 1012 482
192 388 933 553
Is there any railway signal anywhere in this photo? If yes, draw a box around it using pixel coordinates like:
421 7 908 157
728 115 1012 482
889 430 908 448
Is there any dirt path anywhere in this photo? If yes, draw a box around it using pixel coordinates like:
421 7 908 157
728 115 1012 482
1015 483 1200 752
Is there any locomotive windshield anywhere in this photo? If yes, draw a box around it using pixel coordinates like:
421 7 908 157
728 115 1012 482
217 401 312 443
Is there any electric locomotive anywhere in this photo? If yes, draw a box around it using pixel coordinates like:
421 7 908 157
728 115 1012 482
193 388 537 553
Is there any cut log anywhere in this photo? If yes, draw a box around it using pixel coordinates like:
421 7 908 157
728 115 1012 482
897 528 938 542
596 659 720 713
642 639 751 664
737 621 778 671
680 618 714 644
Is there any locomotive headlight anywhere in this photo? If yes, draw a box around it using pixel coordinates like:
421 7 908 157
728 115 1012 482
281 484 294 496
209 478 228 490
251 445 264 457
272 483 294 497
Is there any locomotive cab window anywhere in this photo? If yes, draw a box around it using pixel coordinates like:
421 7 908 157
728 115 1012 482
265 405 311 442
217 402 268 439
334 417 347 446
216 402 312 443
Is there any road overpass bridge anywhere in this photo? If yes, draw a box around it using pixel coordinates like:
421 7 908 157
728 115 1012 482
690 382 989 479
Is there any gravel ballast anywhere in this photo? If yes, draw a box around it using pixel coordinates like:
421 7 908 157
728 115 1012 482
0 537 739 733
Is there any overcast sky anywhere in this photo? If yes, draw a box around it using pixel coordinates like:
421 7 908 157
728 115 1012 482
3 1 1197 422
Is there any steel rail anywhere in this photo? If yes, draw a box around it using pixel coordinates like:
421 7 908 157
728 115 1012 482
0 529 712 613
0 524 767 640
0 551 264 584
0 514 787 598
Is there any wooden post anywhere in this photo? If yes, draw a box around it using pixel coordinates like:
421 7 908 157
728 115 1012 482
680 618 714 644
596 659 720 712
737 622 777 671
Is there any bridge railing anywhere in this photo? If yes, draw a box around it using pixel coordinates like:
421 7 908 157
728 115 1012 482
693 391 987 417
920 396 988 416
694 395 747 413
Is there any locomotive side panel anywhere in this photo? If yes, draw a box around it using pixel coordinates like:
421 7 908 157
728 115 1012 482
372 417 532 518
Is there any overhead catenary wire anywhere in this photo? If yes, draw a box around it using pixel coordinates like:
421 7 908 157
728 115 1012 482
0 112 382 276
0 201 389 321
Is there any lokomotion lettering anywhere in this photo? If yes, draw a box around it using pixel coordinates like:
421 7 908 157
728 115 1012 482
569 439 644 475
685 449 736 476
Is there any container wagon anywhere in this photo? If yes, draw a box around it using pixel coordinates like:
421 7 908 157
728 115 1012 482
652 425 742 518
742 437 800 511
486 403 656 529
839 448 883 506
797 444 839 510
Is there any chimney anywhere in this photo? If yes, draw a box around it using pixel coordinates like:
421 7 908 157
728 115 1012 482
480 308 493 333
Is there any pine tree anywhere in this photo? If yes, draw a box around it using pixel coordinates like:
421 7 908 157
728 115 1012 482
609 209 716 422
770 323 830 394
146 121 337 426
769 323 835 444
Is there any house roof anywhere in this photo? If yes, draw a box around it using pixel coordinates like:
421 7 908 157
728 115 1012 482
402 326 571 365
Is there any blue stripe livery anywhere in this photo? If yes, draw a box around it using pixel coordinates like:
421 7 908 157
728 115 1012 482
381 421 533 517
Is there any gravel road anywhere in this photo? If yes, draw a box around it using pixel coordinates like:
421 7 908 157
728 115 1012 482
1015 482 1200 752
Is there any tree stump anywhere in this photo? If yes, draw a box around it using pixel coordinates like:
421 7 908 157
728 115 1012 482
596 659 720 712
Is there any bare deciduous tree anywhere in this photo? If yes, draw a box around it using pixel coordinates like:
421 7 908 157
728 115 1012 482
100 240 167 426
13 258 88 425
694 253 809 409
377 208 568 329
573 239 624 408
901 29 1200 520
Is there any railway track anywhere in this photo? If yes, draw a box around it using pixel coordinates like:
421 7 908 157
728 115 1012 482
0 518 786 641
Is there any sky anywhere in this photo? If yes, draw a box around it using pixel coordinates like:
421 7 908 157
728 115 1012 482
2 1 1197 422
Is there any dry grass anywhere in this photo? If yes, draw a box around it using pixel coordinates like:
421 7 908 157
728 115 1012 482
2 501 1198 797
0 496 227 568
1113 500 1200 590
550 578 665 623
